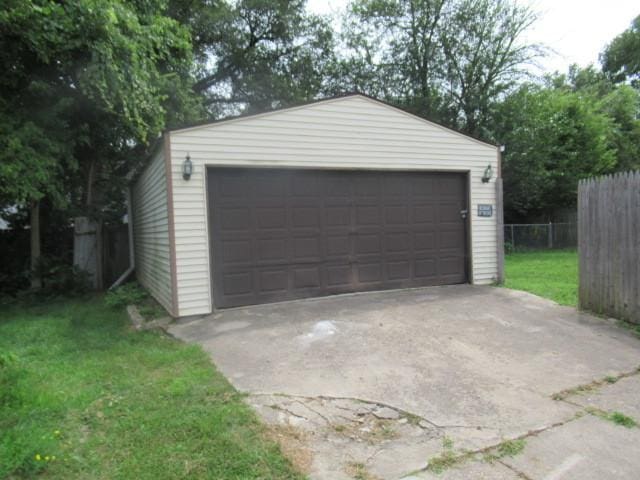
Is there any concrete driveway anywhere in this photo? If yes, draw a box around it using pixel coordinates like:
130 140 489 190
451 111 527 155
169 286 640 480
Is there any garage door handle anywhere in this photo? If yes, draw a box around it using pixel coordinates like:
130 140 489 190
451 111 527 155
460 209 468 219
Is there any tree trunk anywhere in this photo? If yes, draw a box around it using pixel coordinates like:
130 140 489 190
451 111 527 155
30 200 42 290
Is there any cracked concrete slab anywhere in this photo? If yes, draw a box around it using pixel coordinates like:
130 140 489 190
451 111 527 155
565 374 640 421
501 415 640 479
405 460 521 479
169 285 640 479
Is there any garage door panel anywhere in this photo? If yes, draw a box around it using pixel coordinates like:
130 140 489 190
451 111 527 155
327 264 353 287
221 239 252 263
256 207 287 229
258 270 288 293
326 235 350 257
293 237 321 261
220 207 251 231
385 232 411 252
414 232 437 251
326 206 351 226
255 238 287 262
413 204 436 224
293 267 322 289
355 233 382 255
209 168 467 308
357 263 383 283
355 206 381 225
292 207 320 227
414 258 438 278
387 261 411 280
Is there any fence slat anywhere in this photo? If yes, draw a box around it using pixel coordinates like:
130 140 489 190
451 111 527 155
579 172 640 324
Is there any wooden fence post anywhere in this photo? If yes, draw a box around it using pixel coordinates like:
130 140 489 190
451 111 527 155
579 172 640 324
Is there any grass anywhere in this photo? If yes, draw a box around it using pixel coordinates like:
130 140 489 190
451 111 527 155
608 411 637 428
586 407 638 429
0 296 303 479
483 439 526 463
504 249 578 306
426 436 461 474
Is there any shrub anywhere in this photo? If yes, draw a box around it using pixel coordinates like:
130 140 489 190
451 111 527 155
104 282 148 309
36 256 92 295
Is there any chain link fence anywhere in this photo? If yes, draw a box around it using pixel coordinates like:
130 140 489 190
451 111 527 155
504 223 577 252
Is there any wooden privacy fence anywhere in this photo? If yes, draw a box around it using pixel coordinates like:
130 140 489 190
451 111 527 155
578 172 640 324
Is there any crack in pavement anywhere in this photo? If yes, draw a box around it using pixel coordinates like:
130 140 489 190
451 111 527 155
249 391 491 431
404 414 584 478
549 365 640 402
497 459 535 480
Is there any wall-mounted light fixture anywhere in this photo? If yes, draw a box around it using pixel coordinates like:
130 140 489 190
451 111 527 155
481 164 493 183
182 153 193 180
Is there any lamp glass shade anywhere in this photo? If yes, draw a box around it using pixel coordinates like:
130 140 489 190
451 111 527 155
482 164 493 183
182 155 193 180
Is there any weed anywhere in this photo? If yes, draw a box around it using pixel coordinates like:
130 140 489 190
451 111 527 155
426 450 459 474
586 407 638 428
496 439 526 457
426 436 469 473
604 376 618 384
609 412 637 428
104 282 166 320
484 439 526 463
345 462 378 480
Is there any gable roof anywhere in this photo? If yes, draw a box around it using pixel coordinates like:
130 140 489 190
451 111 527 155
167 93 498 149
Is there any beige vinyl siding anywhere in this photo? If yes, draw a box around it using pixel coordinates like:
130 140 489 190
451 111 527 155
132 147 174 314
169 95 499 316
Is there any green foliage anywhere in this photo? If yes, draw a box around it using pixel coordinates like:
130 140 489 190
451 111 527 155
36 256 92 296
338 0 540 136
104 283 149 309
601 15 640 87
184 0 335 114
0 298 303 479
105 282 167 320
495 82 617 220
0 351 21 407
608 411 637 428
504 250 578 306
496 439 526 457
484 438 526 463
0 0 203 218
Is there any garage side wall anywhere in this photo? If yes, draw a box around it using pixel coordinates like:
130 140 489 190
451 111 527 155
169 95 499 316
131 146 174 315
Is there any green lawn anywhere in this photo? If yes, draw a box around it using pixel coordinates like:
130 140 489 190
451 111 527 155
504 249 578 306
0 297 303 480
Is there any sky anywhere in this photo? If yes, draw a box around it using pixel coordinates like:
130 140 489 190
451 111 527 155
306 0 639 75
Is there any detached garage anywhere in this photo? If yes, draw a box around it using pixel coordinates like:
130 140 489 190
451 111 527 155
131 94 503 317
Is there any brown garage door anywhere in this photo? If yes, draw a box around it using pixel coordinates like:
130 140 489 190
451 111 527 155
207 168 468 308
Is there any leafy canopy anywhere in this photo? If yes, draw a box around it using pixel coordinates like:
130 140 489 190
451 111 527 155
0 0 200 211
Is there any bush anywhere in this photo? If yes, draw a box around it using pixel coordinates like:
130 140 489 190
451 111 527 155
104 282 148 309
37 256 92 295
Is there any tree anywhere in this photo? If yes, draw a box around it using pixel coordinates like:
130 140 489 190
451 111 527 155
0 0 202 288
439 0 539 136
180 0 336 114
601 15 640 87
338 0 540 137
494 84 617 221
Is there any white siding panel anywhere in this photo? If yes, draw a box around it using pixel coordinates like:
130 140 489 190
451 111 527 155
170 95 499 316
131 147 174 314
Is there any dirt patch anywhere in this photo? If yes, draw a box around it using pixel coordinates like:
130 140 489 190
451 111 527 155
248 394 443 479
265 424 313 474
